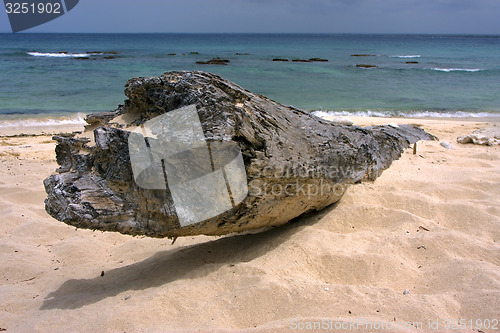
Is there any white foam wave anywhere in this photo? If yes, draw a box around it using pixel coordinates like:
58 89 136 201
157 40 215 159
390 55 421 58
27 51 102 58
313 110 389 118
312 110 500 119
0 113 87 128
430 68 482 72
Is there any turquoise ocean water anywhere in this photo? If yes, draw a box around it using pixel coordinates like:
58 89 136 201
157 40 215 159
1 33 499 126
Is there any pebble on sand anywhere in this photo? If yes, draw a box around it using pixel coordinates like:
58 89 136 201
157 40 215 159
440 141 457 150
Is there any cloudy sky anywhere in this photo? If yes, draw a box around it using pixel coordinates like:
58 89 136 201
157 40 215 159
1 0 499 34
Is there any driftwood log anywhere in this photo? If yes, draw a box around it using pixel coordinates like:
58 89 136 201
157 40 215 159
44 71 436 237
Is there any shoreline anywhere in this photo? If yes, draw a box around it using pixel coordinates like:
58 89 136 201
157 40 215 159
1 112 499 137
0 113 87 137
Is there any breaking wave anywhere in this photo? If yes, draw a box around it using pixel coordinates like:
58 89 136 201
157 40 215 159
429 68 482 72
27 51 104 58
390 55 421 58
0 113 87 128
312 110 500 119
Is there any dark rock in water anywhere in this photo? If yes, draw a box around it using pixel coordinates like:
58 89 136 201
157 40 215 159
196 58 230 65
88 51 119 55
190 52 199 55
44 71 436 238
272 58 289 62
308 58 328 62
292 58 328 63
235 53 251 55
351 54 376 57
167 53 177 56
406 61 419 64
356 64 378 68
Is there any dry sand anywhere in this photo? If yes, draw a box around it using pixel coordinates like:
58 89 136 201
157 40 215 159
0 118 499 332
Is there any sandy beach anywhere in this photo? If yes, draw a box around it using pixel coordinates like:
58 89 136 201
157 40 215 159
0 117 498 332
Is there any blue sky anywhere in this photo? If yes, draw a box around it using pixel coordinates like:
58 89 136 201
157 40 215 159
1 0 499 34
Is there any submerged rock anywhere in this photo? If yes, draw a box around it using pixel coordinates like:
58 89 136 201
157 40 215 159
196 58 229 65
356 64 378 69
44 71 436 238
291 58 329 63
308 58 328 62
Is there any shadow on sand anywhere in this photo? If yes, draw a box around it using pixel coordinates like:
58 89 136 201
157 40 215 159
40 205 336 310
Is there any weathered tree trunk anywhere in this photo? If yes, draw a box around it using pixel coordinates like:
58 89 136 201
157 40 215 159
44 71 436 237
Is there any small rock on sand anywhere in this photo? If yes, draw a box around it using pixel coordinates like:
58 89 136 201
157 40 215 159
332 116 354 126
440 141 457 150
457 127 500 146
